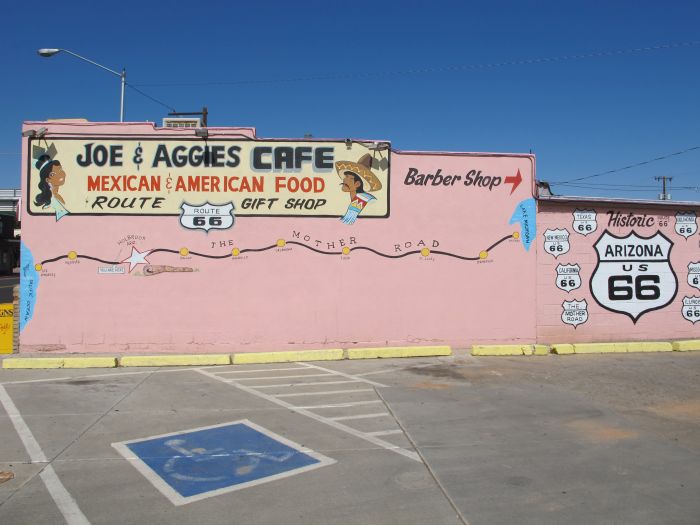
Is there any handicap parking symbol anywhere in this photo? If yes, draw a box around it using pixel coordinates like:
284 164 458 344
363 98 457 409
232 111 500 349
112 419 335 505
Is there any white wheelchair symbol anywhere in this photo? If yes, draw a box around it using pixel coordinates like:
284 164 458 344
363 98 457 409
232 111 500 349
162 439 295 482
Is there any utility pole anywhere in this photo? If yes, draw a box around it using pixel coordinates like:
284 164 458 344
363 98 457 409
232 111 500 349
655 176 672 200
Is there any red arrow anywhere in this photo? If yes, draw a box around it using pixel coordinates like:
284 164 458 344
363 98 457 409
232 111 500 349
505 170 522 195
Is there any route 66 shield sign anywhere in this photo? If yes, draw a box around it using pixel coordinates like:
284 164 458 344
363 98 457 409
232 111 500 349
674 211 697 239
555 263 582 292
682 296 700 324
561 299 588 328
543 229 570 258
688 262 700 290
180 202 235 232
572 209 597 236
590 230 677 323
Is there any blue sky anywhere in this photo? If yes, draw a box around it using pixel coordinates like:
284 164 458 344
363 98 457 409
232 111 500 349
2 0 699 200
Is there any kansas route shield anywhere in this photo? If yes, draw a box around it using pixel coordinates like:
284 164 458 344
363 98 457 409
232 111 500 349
590 230 677 323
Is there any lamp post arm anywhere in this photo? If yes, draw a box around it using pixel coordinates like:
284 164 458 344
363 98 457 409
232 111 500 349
58 49 125 121
59 49 122 77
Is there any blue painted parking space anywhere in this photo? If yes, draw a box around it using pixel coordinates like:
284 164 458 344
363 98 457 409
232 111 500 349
112 419 335 505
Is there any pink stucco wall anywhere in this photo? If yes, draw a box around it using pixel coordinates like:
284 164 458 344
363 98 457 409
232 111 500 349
19 122 537 353
537 201 700 343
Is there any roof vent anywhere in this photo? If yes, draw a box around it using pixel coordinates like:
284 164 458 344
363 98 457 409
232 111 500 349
163 117 201 128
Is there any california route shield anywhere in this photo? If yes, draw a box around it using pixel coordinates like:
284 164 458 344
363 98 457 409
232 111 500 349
555 263 582 292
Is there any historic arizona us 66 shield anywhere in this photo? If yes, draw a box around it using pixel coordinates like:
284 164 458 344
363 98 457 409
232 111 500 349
590 230 678 323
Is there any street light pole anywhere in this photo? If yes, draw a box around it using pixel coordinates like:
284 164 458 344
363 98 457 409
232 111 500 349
37 48 126 122
120 69 126 123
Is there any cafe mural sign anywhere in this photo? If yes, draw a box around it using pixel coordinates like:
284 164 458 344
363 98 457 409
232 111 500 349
27 139 390 222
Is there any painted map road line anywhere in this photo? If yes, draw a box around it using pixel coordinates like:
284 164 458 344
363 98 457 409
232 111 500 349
35 233 519 268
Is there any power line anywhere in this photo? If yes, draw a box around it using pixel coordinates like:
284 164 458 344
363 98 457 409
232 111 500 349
553 182 659 189
551 145 700 184
559 184 659 193
125 82 177 112
132 40 700 88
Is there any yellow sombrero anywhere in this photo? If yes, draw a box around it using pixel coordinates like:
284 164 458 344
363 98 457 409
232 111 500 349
335 153 382 192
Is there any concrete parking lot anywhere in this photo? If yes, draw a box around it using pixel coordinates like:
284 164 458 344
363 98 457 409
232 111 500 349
0 351 699 524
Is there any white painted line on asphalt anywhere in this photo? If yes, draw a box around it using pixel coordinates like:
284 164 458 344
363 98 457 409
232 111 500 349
274 389 375 398
329 413 389 422
0 384 90 525
298 362 388 387
366 429 404 437
294 400 383 409
196 369 420 462
354 369 397 377
248 380 359 389
0 367 194 385
40 465 91 525
1 376 73 385
234 373 334 381
0 384 47 462
216 367 308 374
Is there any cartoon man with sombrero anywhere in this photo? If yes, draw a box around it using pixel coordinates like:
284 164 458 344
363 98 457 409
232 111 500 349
335 153 382 224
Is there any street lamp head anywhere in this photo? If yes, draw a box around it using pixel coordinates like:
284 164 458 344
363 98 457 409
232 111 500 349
37 48 61 57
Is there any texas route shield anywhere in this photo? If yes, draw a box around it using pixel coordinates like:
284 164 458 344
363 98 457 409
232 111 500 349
590 230 677 323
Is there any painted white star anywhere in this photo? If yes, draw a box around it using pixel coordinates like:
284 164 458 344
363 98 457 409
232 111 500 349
121 246 151 273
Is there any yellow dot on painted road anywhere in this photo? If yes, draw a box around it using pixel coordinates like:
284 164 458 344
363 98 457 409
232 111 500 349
421 248 430 257
512 231 520 239
34 263 42 271
342 246 351 255
180 248 189 256
232 248 240 257
277 239 286 247
479 250 488 259
68 251 77 260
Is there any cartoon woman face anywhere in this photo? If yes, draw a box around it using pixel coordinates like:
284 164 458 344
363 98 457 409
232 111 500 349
48 164 66 188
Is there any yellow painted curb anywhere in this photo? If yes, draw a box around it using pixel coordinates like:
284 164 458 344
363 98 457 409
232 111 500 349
551 344 575 355
62 357 118 368
533 345 550 356
471 345 527 356
572 342 672 354
672 340 700 352
347 346 452 360
3 358 65 369
573 343 626 354
232 349 344 364
2 357 117 369
120 355 231 367
627 342 673 353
